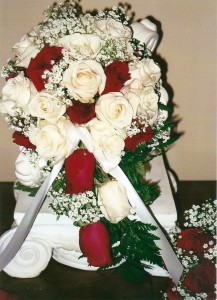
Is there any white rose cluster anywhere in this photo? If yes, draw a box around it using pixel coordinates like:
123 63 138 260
0 1 170 226
122 58 162 127
0 2 166 168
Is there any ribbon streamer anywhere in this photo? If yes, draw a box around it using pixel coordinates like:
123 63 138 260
110 167 183 285
79 126 183 284
0 160 64 272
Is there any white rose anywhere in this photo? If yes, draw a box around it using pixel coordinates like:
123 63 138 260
29 118 79 164
62 60 106 103
1 72 36 116
15 151 47 187
95 92 133 129
95 18 132 39
98 180 134 223
127 58 161 87
137 86 159 126
58 33 101 59
88 118 125 159
121 91 140 118
28 91 66 123
122 78 144 97
12 27 40 68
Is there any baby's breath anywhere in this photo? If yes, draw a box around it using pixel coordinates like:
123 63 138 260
183 199 216 236
1 59 19 78
48 189 103 226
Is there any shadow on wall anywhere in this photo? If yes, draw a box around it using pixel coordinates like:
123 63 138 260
143 16 184 187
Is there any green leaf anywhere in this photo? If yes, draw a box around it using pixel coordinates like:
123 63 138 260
158 102 173 112
102 217 164 278
114 259 152 282
15 181 39 197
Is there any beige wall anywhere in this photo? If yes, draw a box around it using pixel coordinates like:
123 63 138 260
0 0 216 181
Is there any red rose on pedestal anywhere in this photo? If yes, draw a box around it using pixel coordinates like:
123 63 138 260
79 221 113 267
26 44 63 91
125 126 154 152
177 228 214 258
65 149 95 194
183 259 215 299
12 131 36 149
102 61 130 94
67 101 95 124
0 290 19 300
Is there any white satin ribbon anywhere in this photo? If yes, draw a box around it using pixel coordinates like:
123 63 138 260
78 126 183 285
110 167 183 285
0 125 183 285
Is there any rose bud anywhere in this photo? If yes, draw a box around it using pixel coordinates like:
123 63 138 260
65 149 95 194
79 221 113 267
98 180 134 223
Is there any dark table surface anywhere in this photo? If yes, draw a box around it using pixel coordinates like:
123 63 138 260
0 181 216 300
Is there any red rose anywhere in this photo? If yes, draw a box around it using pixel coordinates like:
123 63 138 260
79 221 113 267
0 290 19 300
183 259 215 298
102 61 130 94
177 228 214 258
26 44 63 91
12 131 36 149
65 149 95 194
67 101 95 124
125 126 154 152
166 279 182 300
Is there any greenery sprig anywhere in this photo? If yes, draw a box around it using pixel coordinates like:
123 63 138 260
100 217 164 281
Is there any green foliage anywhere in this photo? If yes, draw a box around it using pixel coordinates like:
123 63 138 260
120 152 160 206
114 259 152 282
51 168 67 192
94 163 113 185
102 217 164 281
158 102 173 113
15 181 39 197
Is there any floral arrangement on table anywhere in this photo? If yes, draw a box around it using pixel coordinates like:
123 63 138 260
162 199 217 300
0 0 176 277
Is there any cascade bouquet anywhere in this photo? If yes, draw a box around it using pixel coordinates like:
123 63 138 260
0 0 176 276
163 199 217 300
